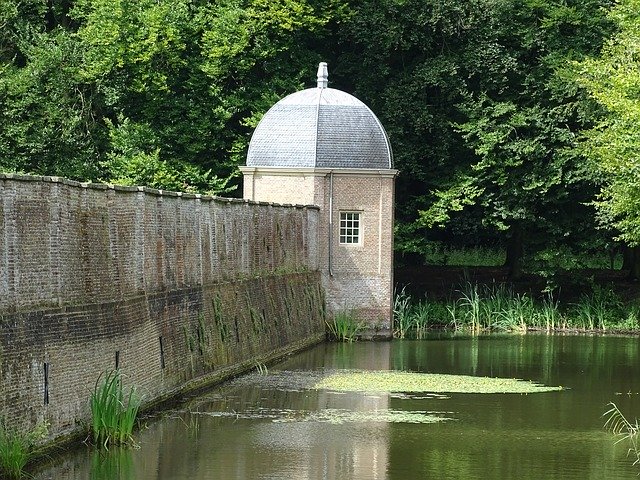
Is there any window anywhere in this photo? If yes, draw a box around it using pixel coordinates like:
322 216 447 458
339 212 361 244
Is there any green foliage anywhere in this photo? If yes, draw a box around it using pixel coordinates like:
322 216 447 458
406 0 612 268
0 420 48 479
0 27 103 179
0 0 347 192
101 117 231 193
325 310 364 342
90 370 141 448
72 0 240 185
573 0 640 247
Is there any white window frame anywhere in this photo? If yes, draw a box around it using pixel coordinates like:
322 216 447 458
339 211 362 245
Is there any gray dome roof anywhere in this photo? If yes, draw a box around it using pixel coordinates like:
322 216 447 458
247 66 393 169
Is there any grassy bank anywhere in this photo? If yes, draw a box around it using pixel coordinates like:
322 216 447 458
393 283 640 338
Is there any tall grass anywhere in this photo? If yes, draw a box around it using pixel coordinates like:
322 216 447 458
0 421 48 478
0 426 31 479
393 288 448 338
394 283 637 336
90 370 141 448
537 294 563 331
569 285 622 331
326 310 364 342
393 289 412 339
452 281 534 332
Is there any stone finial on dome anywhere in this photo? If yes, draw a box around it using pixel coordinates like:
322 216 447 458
317 62 328 89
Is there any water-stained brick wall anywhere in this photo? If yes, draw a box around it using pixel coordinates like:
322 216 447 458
0 174 324 441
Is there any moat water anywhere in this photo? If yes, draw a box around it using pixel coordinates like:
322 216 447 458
35 334 640 479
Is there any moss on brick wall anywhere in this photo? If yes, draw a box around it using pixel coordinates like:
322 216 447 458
0 174 324 442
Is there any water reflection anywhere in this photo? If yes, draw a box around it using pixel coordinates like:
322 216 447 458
90 448 134 480
34 334 640 479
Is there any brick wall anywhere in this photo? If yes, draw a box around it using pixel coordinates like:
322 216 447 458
240 168 396 337
326 174 394 334
0 174 324 441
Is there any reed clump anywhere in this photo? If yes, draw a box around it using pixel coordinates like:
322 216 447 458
90 370 141 448
394 288 448 338
394 282 638 336
326 310 364 342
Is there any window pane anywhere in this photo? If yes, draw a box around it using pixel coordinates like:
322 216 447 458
339 212 361 245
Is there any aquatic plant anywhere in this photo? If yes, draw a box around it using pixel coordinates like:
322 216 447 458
569 285 622 330
396 281 638 334
604 402 640 467
393 288 413 338
537 293 562 331
0 428 29 479
0 421 48 479
620 305 640 330
393 289 446 338
458 281 483 332
412 300 442 338
495 293 534 331
90 370 141 448
314 370 563 394
326 310 363 342
272 408 451 425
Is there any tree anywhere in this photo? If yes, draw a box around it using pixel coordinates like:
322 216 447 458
0 1 103 179
574 0 640 279
0 0 346 193
411 0 613 277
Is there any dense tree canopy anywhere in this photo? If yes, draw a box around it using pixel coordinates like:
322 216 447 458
328 0 614 277
0 0 633 278
0 0 343 192
574 0 640 277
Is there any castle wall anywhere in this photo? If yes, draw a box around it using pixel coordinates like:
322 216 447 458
0 174 324 441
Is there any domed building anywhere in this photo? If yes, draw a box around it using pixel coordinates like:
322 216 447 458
240 63 397 338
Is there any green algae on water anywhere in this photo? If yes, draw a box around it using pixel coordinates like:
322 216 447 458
197 406 452 424
313 370 563 394
272 408 452 424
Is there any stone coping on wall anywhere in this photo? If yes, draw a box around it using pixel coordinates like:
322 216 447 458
0 172 319 210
